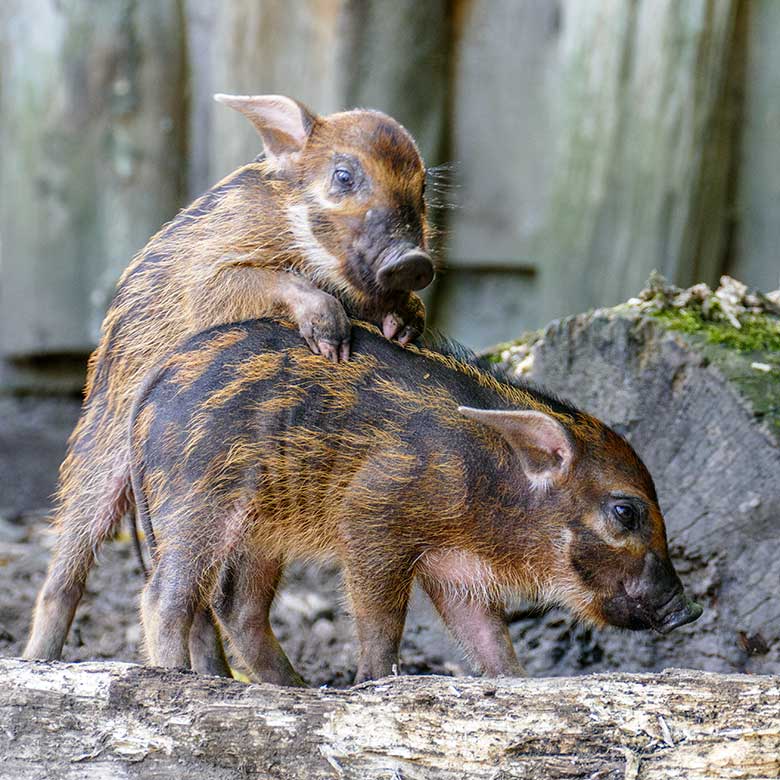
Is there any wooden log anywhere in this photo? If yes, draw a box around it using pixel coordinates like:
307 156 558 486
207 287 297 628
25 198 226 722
0 659 778 780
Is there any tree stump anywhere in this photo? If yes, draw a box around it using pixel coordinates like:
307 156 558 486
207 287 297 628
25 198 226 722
492 277 780 676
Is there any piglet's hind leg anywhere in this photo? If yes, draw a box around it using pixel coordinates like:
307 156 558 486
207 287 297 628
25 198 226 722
189 608 232 677
213 552 304 687
344 562 414 684
141 555 201 669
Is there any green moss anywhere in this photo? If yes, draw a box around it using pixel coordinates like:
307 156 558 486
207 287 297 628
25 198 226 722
651 307 780 352
487 300 780 438
649 306 780 437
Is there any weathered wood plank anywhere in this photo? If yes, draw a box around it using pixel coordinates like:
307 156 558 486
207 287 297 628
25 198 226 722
0 0 186 355
558 0 738 299
539 0 741 319
337 0 451 164
189 0 450 191
445 0 741 348
0 660 777 779
200 0 343 181
730 0 780 292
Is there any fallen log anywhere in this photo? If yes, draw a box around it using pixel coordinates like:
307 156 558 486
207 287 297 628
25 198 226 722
0 659 778 779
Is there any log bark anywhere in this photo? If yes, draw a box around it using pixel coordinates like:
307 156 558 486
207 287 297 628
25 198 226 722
0 659 778 780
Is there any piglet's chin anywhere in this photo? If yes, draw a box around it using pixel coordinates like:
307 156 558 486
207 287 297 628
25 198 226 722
600 593 657 632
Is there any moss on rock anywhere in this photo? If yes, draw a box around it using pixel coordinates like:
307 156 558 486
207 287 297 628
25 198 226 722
489 274 780 438
638 275 780 437
651 307 780 354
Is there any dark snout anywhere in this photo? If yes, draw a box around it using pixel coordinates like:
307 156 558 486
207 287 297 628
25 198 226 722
376 249 434 292
603 552 703 634
654 594 703 634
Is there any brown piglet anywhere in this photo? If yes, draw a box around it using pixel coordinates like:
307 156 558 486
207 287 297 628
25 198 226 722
25 95 437 667
130 319 702 684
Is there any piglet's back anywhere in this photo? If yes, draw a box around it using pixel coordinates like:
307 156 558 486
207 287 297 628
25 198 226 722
131 318 584 461
129 319 563 547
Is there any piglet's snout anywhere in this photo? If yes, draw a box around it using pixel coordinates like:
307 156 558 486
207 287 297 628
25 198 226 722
627 552 703 634
655 595 703 634
376 248 434 292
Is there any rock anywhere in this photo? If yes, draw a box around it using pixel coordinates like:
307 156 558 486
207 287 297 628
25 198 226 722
0 515 26 545
310 617 336 646
491 277 780 675
274 590 334 624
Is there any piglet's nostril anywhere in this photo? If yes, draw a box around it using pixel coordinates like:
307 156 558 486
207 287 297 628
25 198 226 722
376 249 434 292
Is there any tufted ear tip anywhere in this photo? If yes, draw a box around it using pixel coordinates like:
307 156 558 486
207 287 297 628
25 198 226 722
213 93 317 162
458 406 573 486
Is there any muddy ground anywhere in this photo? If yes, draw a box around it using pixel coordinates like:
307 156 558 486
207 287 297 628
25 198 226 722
0 395 697 686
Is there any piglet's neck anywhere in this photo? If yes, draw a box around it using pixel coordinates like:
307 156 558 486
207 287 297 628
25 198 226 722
465 425 549 507
165 162 297 271
417 549 498 594
450 433 561 589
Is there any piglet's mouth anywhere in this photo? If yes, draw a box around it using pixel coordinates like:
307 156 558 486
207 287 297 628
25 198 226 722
652 598 703 634
637 592 704 634
375 248 434 292
603 588 703 634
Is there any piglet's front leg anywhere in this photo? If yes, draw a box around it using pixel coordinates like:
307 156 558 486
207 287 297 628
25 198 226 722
287 281 352 362
421 576 524 678
189 266 352 362
358 292 426 346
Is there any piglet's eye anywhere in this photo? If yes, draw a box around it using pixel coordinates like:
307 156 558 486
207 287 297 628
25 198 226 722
613 503 639 530
333 168 354 189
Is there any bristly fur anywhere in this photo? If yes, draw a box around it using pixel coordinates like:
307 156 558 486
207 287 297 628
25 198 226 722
424 162 459 211
24 96 437 663
421 329 584 420
129 318 679 683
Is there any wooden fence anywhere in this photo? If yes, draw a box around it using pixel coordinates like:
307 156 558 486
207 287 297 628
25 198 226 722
1 0 777 377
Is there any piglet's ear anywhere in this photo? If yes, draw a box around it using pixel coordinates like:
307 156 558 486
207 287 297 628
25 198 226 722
214 94 316 164
458 407 573 488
